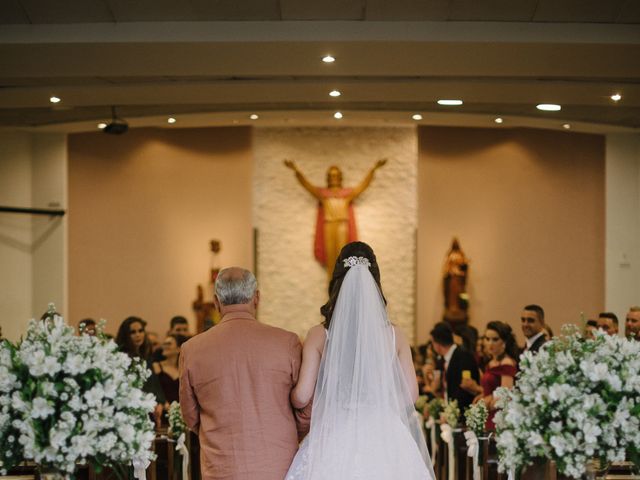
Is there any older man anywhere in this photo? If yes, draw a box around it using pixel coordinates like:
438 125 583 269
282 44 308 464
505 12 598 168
521 304 547 354
179 267 310 480
626 307 640 340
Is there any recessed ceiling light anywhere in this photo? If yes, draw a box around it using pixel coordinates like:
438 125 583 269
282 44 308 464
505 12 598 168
494 117 504 124
249 114 259 120
49 96 61 104
437 99 463 106
536 104 561 111
167 117 176 124
329 90 341 97
97 123 107 129
563 123 571 129
322 55 336 63
412 114 423 121
611 93 622 102
334 112 343 119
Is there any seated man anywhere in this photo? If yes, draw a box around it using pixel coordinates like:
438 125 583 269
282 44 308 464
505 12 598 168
626 307 640 340
597 312 619 335
169 315 191 336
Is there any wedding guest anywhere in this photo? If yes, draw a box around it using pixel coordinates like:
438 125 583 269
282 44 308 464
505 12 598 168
430 322 479 412
78 318 97 336
179 267 311 480
521 304 546 354
626 307 640 340
169 315 191 336
152 334 189 404
462 321 518 430
585 319 598 339
597 312 619 335
116 316 165 425
147 331 161 351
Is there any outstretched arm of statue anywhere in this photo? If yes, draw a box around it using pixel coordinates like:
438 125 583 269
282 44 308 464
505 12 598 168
284 159 321 199
349 158 387 200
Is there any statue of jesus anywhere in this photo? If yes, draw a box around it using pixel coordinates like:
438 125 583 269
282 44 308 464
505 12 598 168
284 159 387 279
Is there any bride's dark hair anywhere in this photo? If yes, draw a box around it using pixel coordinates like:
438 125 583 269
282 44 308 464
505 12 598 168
320 241 387 328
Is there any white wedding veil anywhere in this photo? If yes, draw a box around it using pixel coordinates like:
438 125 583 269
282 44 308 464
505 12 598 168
302 258 435 479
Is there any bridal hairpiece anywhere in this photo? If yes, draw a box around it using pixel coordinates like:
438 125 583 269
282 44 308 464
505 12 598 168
343 256 371 268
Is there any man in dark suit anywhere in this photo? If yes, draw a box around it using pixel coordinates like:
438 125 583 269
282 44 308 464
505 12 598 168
430 322 479 413
521 304 547 354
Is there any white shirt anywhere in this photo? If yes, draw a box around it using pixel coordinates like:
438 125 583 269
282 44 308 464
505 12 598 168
443 344 457 370
525 331 545 350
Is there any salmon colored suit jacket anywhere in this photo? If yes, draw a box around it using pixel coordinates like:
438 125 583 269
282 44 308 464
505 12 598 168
179 304 311 480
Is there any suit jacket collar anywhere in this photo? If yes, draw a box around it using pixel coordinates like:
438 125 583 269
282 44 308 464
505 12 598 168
526 331 545 350
219 304 257 324
443 344 457 369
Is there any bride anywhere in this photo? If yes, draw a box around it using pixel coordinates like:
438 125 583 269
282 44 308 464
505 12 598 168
286 242 436 479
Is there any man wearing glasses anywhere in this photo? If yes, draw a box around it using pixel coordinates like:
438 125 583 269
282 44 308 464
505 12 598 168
521 304 547 354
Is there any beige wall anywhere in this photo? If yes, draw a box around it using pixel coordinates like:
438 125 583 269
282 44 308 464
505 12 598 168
417 127 605 345
0 132 33 340
0 131 67 341
68 127 253 336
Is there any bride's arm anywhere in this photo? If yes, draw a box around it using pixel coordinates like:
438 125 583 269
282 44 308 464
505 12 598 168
291 324 326 409
394 326 420 403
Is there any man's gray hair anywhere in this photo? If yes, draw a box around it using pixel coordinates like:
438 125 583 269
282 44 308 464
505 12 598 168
215 268 258 306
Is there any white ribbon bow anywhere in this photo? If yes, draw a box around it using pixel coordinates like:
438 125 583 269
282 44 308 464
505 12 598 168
464 430 481 480
425 417 438 460
440 423 455 480
132 456 150 480
176 432 190 480
508 467 516 480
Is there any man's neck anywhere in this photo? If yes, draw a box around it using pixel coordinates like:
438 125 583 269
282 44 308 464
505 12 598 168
220 303 256 318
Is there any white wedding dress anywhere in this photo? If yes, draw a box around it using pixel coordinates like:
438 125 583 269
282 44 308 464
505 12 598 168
286 261 436 480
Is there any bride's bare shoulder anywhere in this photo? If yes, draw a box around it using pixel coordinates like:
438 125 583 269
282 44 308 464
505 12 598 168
305 324 326 342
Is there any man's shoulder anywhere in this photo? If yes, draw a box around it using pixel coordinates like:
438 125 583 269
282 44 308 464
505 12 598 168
452 346 476 363
256 322 299 344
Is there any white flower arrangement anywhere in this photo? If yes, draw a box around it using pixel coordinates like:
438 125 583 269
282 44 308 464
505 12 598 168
494 327 640 478
442 399 461 429
0 311 156 476
465 400 489 436
167 402 186 439
414 395 429 415
426 397 445 420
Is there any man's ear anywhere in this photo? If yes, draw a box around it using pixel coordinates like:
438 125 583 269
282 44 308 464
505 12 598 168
254 290 260 308
213 295 222 312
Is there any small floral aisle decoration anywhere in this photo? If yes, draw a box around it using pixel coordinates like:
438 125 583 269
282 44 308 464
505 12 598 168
442 399 461 429
168 402 190 480
465 400 488 436
415 395 429 415
424 398 444 460
494 326 640 479
0 307 156 479
440 400 461 480
464 401 489 480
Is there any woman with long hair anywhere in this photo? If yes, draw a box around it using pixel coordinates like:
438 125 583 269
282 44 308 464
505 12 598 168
116 316 165 425
286 241 435 479
462 320 518 430
116 316 153 359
